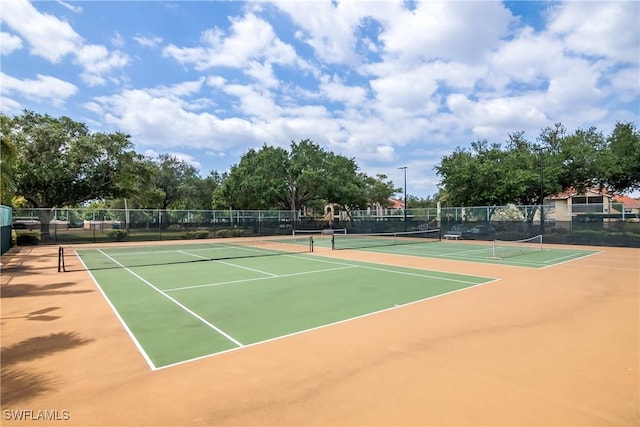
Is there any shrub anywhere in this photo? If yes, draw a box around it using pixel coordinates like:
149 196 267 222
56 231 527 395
16 232 40 245
180 230 209 239
194 230 209 239
216 229 232 238
106 230 128 241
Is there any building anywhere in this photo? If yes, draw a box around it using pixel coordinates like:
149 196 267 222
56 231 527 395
546 188 639 222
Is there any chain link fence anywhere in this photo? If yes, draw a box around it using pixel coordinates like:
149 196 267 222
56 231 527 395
9 204 640 248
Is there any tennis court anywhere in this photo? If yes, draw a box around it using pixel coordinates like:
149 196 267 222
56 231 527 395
2 236 638 426
312 230 599 268
63 237 496 369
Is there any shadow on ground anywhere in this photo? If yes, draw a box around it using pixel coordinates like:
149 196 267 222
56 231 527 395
1 332 94 405
1 282 93 298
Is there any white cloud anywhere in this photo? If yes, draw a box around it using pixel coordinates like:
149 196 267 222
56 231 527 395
1 0 81 62
206 75 227 88
547 1 639 63
110 32 125 48
82 101 104 115
275 0 381 65
223 84 282 120
0 96 23 114
7 0 634 197
133 34 163 48
75 45 130 86
545 59 605 108
0 32 23 55
370 65 439 112
379 1 514 63
487 26 563 90
445 93 550 140
609 66 640 102
319 75 368 106
0 72 77 106
1 0 129 86
162 13 297 70
94 88 257 152
165 152 203 171
56 0 82 14
147 78 206 99
244 61 279 88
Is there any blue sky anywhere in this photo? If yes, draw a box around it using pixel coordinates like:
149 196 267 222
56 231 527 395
1 0 639 198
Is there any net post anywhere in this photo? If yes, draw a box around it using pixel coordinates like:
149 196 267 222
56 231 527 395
331 234 335 250
310 236 314 252
57 246 65 272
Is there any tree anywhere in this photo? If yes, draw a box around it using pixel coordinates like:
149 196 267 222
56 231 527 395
435 139 511 207
4 111 141 239
435 131 567 220
603 122 640 193
407 195 438 208
435 122 640 216
548 126 606 193
213 145 289 210
0 115 18 205
365 174 400 207
283 139 328 216
214 139 394 216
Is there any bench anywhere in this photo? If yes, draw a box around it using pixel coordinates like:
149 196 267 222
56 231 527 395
443 234 462 240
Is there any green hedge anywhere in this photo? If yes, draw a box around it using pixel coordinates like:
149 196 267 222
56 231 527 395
180 230 210 239
106 230 128 241
215 229 244 238
16 231 40 245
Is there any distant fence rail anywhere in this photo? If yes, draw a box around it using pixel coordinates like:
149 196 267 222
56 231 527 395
8 204 640 248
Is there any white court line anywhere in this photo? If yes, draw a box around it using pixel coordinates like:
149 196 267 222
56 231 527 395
284 253 492 285
74 250 158 371
545 251 602 265
96 249 244 348
541 250 602 268
178 250 278 277
156 276 500 370
95 246 226 257
94 242 280 259
164 265 358 292
367 244 547 268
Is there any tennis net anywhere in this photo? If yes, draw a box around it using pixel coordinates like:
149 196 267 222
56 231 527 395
332 229 441 250
492 234 543 259
58 236 313 272
292 228 347 236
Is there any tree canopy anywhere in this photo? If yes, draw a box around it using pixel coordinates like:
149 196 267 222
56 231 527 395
2 111 141 209
435 122 640 208
603 122 640 193
212 139 398 216
3 110 638 229
1 111 144 237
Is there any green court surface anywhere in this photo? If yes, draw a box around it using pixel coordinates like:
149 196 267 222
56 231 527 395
314 235 599 268
73 243 496 370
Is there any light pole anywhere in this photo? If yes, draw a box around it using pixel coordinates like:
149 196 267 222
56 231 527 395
535 146 548 233
398 166 407 224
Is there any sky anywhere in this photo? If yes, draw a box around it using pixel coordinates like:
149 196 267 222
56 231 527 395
1 0 639 199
